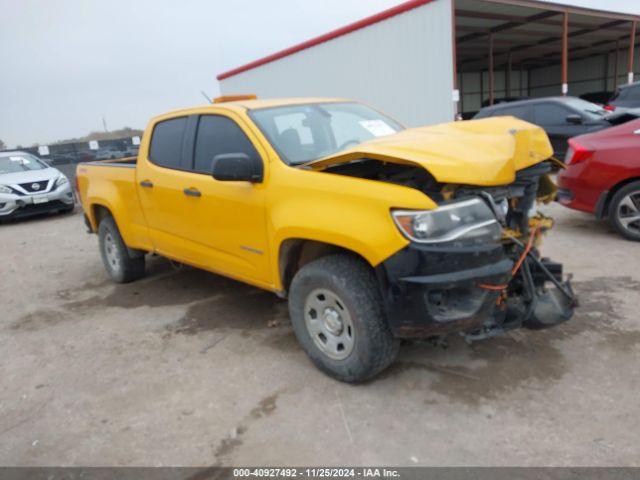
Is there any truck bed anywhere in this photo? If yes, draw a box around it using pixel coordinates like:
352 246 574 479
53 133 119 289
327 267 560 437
76 157 152 252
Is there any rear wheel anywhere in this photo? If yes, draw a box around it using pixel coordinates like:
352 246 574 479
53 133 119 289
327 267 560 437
608 181 640 241
288 254 399 383
98 216 145 283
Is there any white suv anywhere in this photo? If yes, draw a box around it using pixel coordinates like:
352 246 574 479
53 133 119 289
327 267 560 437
0 151 75 221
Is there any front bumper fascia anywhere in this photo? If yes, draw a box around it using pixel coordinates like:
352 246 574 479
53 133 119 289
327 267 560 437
377 242 513 338
377 240 575 339
0 184 74 219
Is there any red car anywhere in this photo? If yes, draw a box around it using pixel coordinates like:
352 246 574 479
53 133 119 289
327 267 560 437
557 118 640 241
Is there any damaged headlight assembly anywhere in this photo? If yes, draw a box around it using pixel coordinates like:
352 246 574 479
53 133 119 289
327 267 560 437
392 197 502 245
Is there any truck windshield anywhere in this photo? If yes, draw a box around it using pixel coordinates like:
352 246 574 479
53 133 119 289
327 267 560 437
250 102 405 165
0 153 48 174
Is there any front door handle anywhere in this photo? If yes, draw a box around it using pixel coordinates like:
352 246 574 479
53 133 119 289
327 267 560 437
183 187 201 197
139 180 153 188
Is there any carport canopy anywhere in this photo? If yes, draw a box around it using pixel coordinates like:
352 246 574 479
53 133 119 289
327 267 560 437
453 0 640 117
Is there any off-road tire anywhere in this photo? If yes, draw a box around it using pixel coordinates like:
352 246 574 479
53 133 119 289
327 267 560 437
288 254 399 383
98 216 145 283
608 181 640 242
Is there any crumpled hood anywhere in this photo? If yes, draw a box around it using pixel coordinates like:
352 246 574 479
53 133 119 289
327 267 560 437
306 116 553 186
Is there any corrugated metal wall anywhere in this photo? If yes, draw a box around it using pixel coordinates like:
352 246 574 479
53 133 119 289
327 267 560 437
457 46 639 115
459 70 529 114
219 0 454 127
528 47 640 98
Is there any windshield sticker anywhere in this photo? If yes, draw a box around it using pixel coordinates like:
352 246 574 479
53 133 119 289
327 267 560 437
9 156 29 163
359 120 396 137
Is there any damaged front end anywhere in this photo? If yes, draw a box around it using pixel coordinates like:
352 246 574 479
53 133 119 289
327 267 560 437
378 161 577 340
308 116 577 341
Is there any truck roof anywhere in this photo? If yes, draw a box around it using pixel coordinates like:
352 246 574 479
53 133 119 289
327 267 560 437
153 97 349 121
231 97 347 110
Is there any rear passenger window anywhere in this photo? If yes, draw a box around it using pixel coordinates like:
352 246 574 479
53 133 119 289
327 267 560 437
533 104 571 125
149 117 187 169
193 115 260 174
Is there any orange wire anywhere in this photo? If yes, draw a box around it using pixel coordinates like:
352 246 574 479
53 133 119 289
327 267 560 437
478 283 509 291
511 225 539 276
477 225 540 292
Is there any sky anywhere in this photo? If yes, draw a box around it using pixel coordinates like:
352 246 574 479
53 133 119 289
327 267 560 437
0 0 638 148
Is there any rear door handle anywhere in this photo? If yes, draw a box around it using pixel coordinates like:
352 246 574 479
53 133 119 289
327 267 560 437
183 187 201 197
139 180 153 188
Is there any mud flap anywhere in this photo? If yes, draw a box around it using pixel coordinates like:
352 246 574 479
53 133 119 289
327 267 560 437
524 278 576 330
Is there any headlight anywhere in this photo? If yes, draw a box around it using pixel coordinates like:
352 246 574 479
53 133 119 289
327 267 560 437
392 197 502 245
54 175 69 189
0 185 12 194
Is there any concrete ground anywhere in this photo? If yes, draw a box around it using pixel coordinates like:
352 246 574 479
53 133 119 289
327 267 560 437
1 203 638 467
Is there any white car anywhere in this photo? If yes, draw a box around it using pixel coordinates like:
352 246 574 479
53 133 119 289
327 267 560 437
0 151 75 221
95 147 126 160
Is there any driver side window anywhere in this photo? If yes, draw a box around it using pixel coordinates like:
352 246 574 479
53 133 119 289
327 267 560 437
193 115 260 174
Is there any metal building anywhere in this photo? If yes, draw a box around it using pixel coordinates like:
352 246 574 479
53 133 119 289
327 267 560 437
218 0 639 126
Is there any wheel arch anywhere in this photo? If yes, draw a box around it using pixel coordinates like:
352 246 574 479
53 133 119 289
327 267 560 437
602 176 640 218
89 202 115 231
277 238 375 296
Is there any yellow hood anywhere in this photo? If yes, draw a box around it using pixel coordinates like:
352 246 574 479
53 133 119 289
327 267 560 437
307 117 553 186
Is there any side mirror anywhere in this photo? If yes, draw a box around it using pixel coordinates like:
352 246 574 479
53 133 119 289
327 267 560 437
566 114 583 125
211 153 263 182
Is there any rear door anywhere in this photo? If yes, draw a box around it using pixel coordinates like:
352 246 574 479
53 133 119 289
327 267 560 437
136 115 198 259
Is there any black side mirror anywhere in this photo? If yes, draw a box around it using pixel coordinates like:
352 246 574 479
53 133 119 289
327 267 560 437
566 114 583 125
211 153 263 182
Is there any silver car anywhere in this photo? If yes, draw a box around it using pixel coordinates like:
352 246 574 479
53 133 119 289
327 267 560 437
0 151 75 221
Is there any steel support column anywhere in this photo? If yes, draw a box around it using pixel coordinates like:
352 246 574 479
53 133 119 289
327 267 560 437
489 32 495 105
628 20 637 84
562 11 569 95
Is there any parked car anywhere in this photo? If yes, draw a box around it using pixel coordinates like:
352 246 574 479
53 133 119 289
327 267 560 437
474 96 611 158
96 146 127 160
0 151 75 220
76 97 575 382
609 81 640 109
123 146 139 157
77 150 96 162
557 118 640 241
48 152 76 165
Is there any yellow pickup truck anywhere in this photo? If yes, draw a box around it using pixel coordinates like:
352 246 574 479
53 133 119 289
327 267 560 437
77 96 576 382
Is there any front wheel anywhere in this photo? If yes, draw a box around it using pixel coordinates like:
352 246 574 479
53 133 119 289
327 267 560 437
608 181 640 241
288 254 399 383
98 216 145 283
